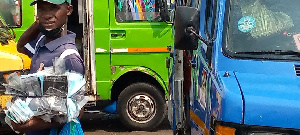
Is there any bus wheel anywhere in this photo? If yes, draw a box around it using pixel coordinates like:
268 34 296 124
117 82 166 131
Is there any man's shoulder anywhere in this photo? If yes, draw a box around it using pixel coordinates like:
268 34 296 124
56 43 78 54
64 53 85 75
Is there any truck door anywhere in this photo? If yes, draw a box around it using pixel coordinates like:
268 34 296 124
93 0 172 99
170 0 220 134
108 0 172 72
92 0 173 130
189 0 222 134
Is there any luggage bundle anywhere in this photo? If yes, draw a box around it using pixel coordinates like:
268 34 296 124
1 58 88 132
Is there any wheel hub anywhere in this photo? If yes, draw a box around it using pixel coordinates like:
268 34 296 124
126 94 156 123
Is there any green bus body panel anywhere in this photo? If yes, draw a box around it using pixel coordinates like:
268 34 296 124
112 66 168 95
94 53 112 99
93 0 111 100
110 26 172 48
111 53 169 84
96 81 112 100
93 0 109 28
93 0 110 53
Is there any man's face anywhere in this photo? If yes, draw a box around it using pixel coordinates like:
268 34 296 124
37 1 73 30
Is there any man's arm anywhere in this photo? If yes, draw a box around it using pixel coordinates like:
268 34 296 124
17 20 40 54
65 54 85 120
10 116 63 133
78 108 84 119
65 55 85 76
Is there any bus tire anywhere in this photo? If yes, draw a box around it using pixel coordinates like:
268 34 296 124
117 82 166 131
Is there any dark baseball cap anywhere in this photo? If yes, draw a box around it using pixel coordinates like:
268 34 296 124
30 0 71 6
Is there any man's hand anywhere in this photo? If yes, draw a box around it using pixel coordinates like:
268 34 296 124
10 120 25 133
17 20 40 54
78 107 84 119
10 116 60 133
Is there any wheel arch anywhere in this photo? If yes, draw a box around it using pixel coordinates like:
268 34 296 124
110 66 168 101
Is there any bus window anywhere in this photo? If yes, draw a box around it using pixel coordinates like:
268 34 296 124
115 0 160 22
0 0 21 27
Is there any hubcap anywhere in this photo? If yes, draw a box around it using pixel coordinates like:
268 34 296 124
126 94 156 123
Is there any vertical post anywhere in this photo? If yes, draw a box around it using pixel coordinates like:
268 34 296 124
174 49 184 130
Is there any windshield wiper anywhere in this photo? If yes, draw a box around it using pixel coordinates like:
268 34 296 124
235 50 300 56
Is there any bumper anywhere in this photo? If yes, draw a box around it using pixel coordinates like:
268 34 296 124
214 121 300 135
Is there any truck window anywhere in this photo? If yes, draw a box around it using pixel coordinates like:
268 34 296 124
0 0 21 27
204 0 217 39
115 0 160 22
225 0 300 60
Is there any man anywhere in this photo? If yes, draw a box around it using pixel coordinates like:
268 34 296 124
13 0 84 134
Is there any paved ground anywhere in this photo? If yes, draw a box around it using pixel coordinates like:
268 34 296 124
0 112 173 135
82 112 173 135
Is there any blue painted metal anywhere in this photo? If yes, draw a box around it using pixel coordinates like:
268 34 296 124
212 0 245 125
235 70 300 128
167 47 176 131
213 0 300 129
169 0 300 133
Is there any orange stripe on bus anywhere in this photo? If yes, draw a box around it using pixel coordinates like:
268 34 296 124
190 110 209 135
128 47 169 53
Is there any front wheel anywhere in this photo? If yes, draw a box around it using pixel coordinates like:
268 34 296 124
117 82 166 131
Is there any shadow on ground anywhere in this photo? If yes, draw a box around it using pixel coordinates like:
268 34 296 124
0 112 172 135
80 112 171 133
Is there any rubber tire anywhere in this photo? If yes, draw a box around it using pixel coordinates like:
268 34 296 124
117 82 166 131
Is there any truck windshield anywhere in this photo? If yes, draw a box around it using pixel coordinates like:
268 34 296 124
224 0 300 60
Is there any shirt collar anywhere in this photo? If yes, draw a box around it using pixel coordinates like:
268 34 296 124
39 31 76 52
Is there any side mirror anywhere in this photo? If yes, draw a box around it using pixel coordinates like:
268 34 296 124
0 0 22 28
174 6 199 50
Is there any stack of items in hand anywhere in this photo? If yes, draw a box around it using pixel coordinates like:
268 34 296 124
1 58 88 128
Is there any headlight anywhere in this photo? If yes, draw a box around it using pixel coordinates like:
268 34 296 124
216 125 236 135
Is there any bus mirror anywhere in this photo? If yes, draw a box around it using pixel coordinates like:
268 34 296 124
0 0 22 28
174 6 199 50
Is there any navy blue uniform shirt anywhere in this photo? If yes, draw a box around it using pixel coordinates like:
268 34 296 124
24 31 84 75
23 31 84 135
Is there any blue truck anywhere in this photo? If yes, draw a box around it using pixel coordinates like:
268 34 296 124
168 0 300 134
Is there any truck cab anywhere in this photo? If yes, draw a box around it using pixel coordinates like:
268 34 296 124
169 0 300 134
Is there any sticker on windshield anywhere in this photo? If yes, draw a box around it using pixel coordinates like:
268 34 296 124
238 16 256 33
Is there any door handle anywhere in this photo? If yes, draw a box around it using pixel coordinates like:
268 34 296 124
111 33 125 38
110 30 126 39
